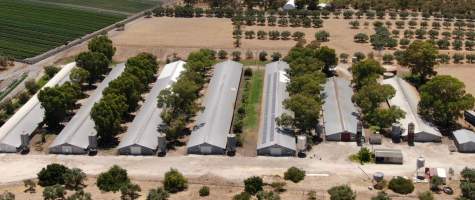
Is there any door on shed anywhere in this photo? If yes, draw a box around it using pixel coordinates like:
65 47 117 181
200 146 212 154
341 132 351 141
62 146 72 154
270 148 282 156
131 146 142 155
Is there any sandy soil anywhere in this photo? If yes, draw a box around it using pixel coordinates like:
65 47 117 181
436 64 475 96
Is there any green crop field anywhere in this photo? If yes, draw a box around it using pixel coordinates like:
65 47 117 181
0 0 125 60
37 0 159 13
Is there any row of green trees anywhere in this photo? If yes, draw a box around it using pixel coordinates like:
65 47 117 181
91 53 158 145
33 163 189 200
276 42 337 139
232 15 324 28
242 30 306 41
38 35 116 131
351 58 405 130
157 49 216 142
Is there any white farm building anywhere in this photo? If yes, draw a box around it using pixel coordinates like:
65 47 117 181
453 129 475 153
0 63 75 153
257 61 296 156
186 61 243 155
382 77 442 142
117 61 185 155
49 64 126 154
322 77 359 141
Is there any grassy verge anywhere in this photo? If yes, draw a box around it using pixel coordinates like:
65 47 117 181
242 70 264 130
240 59 270 66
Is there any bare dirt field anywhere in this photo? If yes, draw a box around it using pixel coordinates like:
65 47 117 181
436 64 475 96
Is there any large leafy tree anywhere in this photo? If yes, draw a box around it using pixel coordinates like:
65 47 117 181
419 75 475 129
75 52 110 85
277 94 322 135
104 73 143 113
38 83 81 130
315 46 338 75
88 35 116 61
351 59 385 90
91 94 128 143
96 165 130 192
287 72 326 99
37 164 69 187
398 40 438 84
352 83 405 128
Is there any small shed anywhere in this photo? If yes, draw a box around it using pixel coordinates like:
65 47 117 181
453 129 475 153
283 0 295 10
375 149 403 164
369 134 382 145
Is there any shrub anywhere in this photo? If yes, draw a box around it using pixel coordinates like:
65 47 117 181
244 68 253 77
461 167 475 182
418 191 434 200
307 190 317 200
120 182 141 200
218 50 228 59
44 66 60 78
67 190 92 200
256 191 281 200
43 184 65 200
164 168 188 193
23 179 36 193
232 51 242 61
199 186 210 197
259 51 268 61
383 53 394 64
147 187 169 200
37 163 69 187
270 182 286 193
430 176 443 191
388 177 414 194
315 30 330 42
271 52 282 61
96 165 130 192
284 167 305 183
64 168 87 190
0 191 14 200
244 176 263 195
371 191 391 200
328 185 356 200
233 192 251 200
25 79 39 95
353 52 366 62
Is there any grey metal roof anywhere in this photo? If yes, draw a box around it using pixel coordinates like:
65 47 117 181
382 77 441 138
257 61 296 151
117 61 186 150
0 62 76 152
49 63 126 150
453 129 475 144
187 60 243 149
322 77 359 136
375 149 403 158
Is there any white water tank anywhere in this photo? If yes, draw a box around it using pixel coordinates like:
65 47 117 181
373 172 384 182
297 135 307 152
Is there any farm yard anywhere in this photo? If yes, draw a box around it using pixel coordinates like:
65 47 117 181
1 0 475 199
37 0 161 14
0 0 125 59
